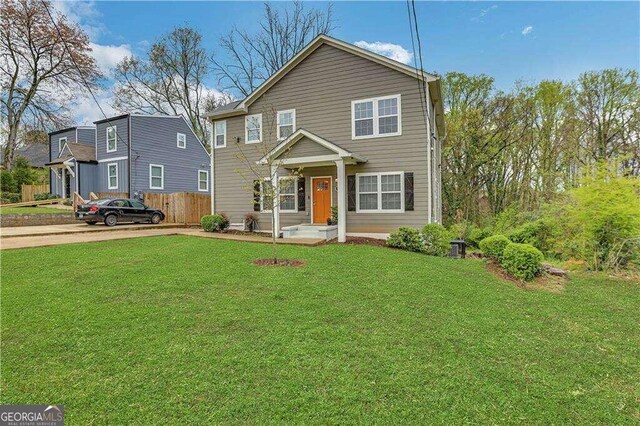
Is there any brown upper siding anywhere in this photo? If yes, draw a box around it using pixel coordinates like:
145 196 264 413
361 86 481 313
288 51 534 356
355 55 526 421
213 43 434 233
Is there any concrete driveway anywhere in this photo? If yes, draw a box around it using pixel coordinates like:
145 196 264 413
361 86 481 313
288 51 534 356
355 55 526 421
1 223 178 238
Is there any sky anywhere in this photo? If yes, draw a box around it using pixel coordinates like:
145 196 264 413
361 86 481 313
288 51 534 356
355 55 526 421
53 0 640 124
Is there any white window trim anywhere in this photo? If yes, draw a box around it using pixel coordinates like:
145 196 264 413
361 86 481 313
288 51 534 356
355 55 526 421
149 164 165 190
351 94 402 140
276 109 296 140
58 137 67 152
198 170 209 192
356 171 404 213
245 114 262 144
214 120 226 148
107 162 118 190
106 126 117 153
260 176 298 213
177 133 186 149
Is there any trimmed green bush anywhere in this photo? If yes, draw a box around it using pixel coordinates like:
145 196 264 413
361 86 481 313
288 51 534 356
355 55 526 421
201 214 230 232
387 227 424 253
479 234 511 261
422 223 452 256
34 193 58 201
468 227 493 248
501 243 544 281
509 219 554 253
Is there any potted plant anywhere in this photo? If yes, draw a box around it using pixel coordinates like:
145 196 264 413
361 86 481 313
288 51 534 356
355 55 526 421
244 212 258 232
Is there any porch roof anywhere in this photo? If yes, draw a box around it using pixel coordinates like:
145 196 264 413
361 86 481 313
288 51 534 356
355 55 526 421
256 128 366 168
45 143 97 166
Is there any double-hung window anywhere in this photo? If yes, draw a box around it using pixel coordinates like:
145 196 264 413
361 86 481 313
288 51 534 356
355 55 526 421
106 126 117 152
356 172 404 213
149 164 164 189
277 110 295 140
260 177 297 213
58 137 67 152
177 133 186 149
198 170 209 191
214 121 226 148
245 114 262 144
107 163 118 189
352 94 401 139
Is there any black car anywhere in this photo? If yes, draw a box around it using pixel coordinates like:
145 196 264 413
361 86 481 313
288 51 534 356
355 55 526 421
76 198 165 226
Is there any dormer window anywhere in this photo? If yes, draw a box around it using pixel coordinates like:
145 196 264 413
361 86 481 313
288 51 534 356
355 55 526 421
351 94 401 139
106 126 117 152
58 137 67 152
177 133 186 149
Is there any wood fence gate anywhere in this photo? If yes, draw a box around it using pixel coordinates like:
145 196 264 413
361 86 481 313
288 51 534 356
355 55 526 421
21 184 49 202
144 192 211 224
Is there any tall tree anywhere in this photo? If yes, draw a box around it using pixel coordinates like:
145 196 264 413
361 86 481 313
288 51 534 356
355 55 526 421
213 1 335 97
0 0 101 169
112 26 228 141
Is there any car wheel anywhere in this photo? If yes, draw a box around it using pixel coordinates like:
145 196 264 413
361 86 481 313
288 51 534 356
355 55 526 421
86 221 97 226
104 214 118 227
151 213 162 224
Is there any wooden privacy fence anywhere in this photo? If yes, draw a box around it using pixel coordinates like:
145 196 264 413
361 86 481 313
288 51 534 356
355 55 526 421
144 192 211 224
21 184 49 202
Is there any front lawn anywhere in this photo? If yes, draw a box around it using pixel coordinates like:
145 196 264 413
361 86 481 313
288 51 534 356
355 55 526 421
1 236 638 423
0 206 70 215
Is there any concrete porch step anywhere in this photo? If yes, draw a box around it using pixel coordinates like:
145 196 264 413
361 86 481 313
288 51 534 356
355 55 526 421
282 224 338 241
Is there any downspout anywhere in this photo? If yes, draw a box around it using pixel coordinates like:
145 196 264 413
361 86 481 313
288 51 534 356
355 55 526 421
48 135 52 195
128 114 132 197
425 85 433 224
209 121 215 213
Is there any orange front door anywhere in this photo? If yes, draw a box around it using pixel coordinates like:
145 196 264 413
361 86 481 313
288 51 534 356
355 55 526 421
312 177 332 224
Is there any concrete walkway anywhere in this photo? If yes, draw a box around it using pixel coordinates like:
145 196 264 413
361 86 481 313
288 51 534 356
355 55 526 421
0 223 179 238
0 224 324 250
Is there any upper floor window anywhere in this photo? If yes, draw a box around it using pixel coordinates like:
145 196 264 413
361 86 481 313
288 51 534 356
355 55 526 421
214 121 226 148
245 114 262 144
277 109 295 140
177 133 186 149
198 170 209 191
106 126 117 152
149 164 164 189
58 137 67 152
351 94 401 139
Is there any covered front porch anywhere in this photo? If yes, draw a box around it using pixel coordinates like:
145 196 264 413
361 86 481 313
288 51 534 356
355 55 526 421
257 129 367 242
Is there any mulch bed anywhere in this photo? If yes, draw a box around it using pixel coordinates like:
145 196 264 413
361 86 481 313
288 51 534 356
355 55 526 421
253 259 305 267
333 236 388 247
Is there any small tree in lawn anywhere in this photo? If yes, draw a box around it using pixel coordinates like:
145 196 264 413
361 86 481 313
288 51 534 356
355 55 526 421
233 103 300 264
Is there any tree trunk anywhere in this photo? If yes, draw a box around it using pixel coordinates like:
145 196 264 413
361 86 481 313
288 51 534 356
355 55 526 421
3 121 19 170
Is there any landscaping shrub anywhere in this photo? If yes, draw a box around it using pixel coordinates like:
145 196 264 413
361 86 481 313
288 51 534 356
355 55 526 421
1 171 18 193
449 220 474 240
509 219 554 254
468 227 493 248
34 193 58 201
501 243 544 281
479 234 511 261
422 223 452 256
201 213 230 232
387 227 424 253
0 192 21 204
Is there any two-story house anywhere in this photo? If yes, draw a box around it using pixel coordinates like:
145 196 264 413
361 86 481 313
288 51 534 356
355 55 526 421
47 114 211 200
204 34 445 242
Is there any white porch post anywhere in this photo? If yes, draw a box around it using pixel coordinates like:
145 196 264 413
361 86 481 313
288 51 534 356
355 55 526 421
336 159 346 242
271 165 280 238
209 123 215 213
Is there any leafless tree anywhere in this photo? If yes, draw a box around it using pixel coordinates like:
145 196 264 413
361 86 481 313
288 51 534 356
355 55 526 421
0 0 101 169
112 26 231 142
213 1 335 97
232 103 300 263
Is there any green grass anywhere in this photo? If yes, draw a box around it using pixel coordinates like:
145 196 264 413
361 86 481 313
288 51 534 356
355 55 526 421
1 236 638 423
0 206 70 215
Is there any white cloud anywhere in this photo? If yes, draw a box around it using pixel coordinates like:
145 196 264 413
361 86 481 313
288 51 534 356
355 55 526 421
472 4 498 21
51 1 105 38
89 43 132 76
522 26 533 36
72 90 117 125
354 41 413 65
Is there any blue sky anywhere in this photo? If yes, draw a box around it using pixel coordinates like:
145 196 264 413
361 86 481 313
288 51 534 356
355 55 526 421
56 1 639 123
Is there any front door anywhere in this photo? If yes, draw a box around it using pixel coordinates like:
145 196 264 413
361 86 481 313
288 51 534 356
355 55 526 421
64 170 71 198
312 177 332 224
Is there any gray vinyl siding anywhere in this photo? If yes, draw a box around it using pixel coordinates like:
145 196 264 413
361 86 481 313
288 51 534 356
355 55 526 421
49 130 76 196
213 43 433 233
96 159 128 193
76 128 96 146
77 163 98 199
96 117 129 160
129 116 210 194
285 136 336 158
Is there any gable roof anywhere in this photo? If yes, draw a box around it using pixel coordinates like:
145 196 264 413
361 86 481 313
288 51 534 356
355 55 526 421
0 144 49 168
203 34 445 137
51 142 96 164
257 129 366 165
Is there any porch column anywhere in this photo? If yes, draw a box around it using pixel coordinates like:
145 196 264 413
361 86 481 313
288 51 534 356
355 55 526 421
335 159 346 242
271 164 280 238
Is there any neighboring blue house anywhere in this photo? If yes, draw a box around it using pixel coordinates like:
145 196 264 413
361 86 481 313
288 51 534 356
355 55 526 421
46 114 211 200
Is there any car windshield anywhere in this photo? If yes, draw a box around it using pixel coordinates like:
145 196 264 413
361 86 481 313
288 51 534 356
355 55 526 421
88 199 111 205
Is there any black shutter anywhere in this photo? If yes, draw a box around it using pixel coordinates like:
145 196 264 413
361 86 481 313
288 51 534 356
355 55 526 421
347 175 356 211
404 172 414 211
253 180 261 212
297 177 306 211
